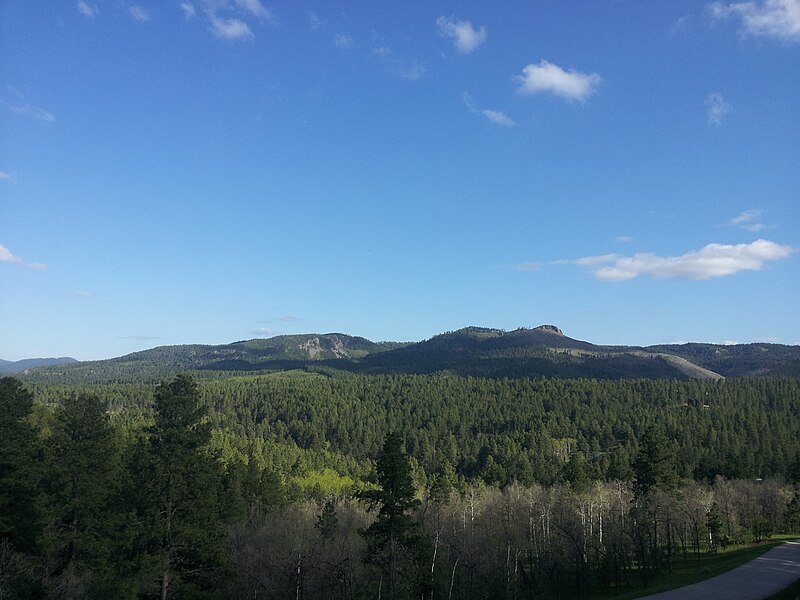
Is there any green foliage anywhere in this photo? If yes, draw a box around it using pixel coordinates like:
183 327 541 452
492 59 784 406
633 426 679 497
359 432 428 599
0 377 40 554
133 375 229 599
40 393 121 595
20 327 800 385
315 499 339 541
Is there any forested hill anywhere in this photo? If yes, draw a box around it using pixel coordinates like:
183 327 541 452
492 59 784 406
17 325 800 383
0 357 77 375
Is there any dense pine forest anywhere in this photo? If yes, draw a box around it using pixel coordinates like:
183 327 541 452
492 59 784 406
3 372 800 599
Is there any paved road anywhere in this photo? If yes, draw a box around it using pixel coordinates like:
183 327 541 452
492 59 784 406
640 542 800 600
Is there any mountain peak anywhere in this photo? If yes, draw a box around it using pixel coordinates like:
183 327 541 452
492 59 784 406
533 325 564 336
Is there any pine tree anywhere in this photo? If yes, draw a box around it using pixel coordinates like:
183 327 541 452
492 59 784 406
137 375 228 599
633 427 679 498
41 393 119 596
359 432 427 600
316 499 339 542
0 378 39 552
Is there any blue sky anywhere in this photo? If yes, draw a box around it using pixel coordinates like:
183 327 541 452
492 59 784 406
1 0 798 361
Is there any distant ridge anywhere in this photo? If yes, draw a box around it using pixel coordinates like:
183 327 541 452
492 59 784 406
15 326 800 384
0 357 78 376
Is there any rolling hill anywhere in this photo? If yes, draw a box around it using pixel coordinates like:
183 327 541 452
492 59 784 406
14 325 800 384
0 357 78 376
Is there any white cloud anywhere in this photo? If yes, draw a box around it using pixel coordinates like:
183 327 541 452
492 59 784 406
617 236 635 243
73 290 95 297
481 109 516 127
515 60 602 101
372 46 392 56
726 209 770 231
77 1 97 18
0 245 45 270
709 0 800 41
308 11 322 30
128 4 150 22
181 2 196 19
209 14 253 40
728 209 762 225
196 0 274 40
575 239 794 281
706 92 732 125
334 33 354 49
0 171 14 182
8 102 55 123
0 244 22 264
235 0 273 22
462 92 516 126
436 16 487 53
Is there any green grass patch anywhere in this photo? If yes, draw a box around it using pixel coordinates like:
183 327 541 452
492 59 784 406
587 538 798 600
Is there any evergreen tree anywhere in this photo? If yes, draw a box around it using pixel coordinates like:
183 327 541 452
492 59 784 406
0 378 42 598
316 499 339 542
41 393 120 597
137 375 228 599
359 432 427 600
633 427 679 498
0 378 39 554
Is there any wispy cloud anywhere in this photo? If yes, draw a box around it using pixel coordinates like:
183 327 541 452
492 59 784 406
4 86 55 123
515 60 602 102
118 335 163 341
396 59 426 81
195 0 274 40
0 171 14 183
77 1 97 18
462 92 516 126
275 315 300 322
209 14 253 40
308 11 322 31
670 14 691 35
251 327 277 336
436 16 487 54
72 290 96 298
709 0 800 42
236 0 273 21
617 236 635 243
8 103 55 123
128 4 150 22
181 2 196 19
706 92 732 125
481 109 516 127
0 243 46 270
371 44 425 81
334 33 354 49
574 239 793 281
725 209 770 231
0 244 22 264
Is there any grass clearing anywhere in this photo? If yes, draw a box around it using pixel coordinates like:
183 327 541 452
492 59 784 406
583 537 799 600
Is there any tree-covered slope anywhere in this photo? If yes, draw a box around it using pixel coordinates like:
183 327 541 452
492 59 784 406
18 325 800 384
0 357 77 375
